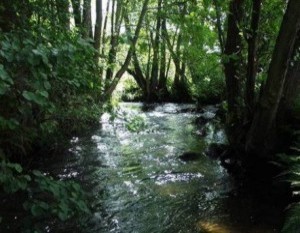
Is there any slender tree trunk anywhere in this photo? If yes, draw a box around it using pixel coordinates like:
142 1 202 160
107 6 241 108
158 16 169 99
278 61 300 125
71 0 81 28
83 0 93 38
165 27 179 80
246 0 300 157
245 0 261 118
124 12 147 94
149 0 162 101
94 0 103 54
173 32 182 91
213 0 225 53
104 0 150 98
105 0 123 86
99 0 111 79
223 0 245 145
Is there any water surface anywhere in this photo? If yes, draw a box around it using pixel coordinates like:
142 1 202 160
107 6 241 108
45 103 283 233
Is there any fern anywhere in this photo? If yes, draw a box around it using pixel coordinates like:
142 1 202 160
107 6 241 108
277 149 300 232
282 204 300 233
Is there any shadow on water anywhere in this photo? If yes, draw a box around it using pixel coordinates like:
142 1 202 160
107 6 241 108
39 102 285 233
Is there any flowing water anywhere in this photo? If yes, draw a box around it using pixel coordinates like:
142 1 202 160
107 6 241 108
43 103 283 233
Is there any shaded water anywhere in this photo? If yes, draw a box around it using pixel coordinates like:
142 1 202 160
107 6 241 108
44 103 283 233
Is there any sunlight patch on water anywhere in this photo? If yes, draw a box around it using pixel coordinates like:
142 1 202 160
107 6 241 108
123 181 138 195
153 172 203 185
196 221 233 233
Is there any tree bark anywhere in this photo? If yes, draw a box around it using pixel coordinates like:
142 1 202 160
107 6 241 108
158 16 169 99
104 0 150 98
105 0 123 85
213 0 225 53
149 0 162 100
71 0 81 28
246 0 300 157
83 0 93 38
223 0 244 145
245 0 261 118
94 0 103 54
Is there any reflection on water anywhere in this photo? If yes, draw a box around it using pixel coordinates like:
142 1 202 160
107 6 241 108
44 103 282 233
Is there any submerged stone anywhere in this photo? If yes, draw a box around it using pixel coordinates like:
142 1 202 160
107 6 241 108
178 152 202 161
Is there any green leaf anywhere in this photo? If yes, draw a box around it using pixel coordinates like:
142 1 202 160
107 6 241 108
22 91 47 106
44 81 51 90
13 163 22 173
31 204 45 217
22 90 35 101
0 65 13 85
32 170 44 177
39 90 49 98
58 211 69 221
0 83 9 95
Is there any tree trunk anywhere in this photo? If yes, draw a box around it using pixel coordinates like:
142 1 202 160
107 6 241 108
71 0 81 28
158 16 169 100
105 0 123 86
223 0 244 145
94 0 103 54
149 0 162 101
104 0 150 98
246 0 300 157
278 61 300 126
99 0 111 79
245 0 261 118
83 0 93 38
213 0 225 53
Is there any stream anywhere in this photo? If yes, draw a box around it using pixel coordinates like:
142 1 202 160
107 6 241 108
42 103 283 233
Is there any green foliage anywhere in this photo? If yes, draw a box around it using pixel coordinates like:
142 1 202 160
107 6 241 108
126 115 147 133
0 23 101 157
290 95 300 120
192 74 225 104
0 160 31 193
120 77 143 101
0 160 90 232
276 144 300 232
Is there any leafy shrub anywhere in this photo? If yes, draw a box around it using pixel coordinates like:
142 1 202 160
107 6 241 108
0 28 102 158
192 75 225 105
276 140 300 232
0 159 90 232
120 76 143 101
126 115 147 132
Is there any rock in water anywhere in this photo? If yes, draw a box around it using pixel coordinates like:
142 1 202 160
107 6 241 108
179 152 202 161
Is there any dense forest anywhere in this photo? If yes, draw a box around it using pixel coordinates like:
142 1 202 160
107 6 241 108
1 0 300 232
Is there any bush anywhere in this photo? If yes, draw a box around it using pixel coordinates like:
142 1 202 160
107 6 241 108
0 159 90 232
0 28 102 158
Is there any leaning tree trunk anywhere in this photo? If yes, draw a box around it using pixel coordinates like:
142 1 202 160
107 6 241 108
104 0 150 98
246 0 300 157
